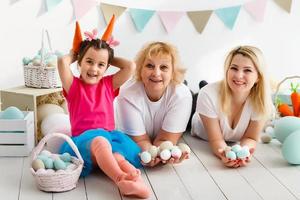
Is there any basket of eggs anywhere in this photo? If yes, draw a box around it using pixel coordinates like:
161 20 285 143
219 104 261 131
274 75 300 118
30 133 83 192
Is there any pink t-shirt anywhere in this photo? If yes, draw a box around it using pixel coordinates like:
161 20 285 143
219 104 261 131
63 75 119 136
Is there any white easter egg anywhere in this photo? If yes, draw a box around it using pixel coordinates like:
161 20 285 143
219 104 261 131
261 134 272 143
160 149 171 161
140 151 152 164
159 141 173 151
148 146 159 158
61 100 69 114
178 143 191 154
41 113 71 153
37 104 65 122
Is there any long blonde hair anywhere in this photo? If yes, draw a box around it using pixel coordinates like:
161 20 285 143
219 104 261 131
219 46 273 119
134 41 186 85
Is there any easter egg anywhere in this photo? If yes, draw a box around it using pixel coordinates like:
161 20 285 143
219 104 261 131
265 126 275 138
22 57 31 65
159 141 173 151
225 151 236 160
160 149 171 161
61 100 69 114
274 116 300 143
37 155 48 162
55 50 63 58
32 58 41 66
41 113 71 153
231 144 242 153
0 106 24 119
32 159 45 171
282 129 300 164
60 152 72 162
140 151 151 164
171 147 182 159
148 145 158 158
178 143 191 154
236 148 250 159
43 158 54 169
54 159 67 170
37 104 65 122
261 134 272 143
40 150 52 157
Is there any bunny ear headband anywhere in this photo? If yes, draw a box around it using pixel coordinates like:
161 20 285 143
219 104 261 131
72 14 119 54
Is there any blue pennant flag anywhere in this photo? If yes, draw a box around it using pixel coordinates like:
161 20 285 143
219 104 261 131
129 9 155 32
215 6 241 30
46 0 63 12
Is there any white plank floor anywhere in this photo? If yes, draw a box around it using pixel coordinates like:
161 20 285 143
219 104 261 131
1 133 300 200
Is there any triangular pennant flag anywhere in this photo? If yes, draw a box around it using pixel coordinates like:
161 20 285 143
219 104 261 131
273 0 292 13
215 6 241 30
157 11 184 33
129 9 155 32
72 0 98 20
46 0 62 12
244 0 268 22
100 3 126 24
187 11 212 34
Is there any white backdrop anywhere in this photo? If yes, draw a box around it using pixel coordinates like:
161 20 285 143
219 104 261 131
0 0 300 92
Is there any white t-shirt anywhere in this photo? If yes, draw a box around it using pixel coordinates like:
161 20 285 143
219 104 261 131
115 79 192 139
191 82 260 142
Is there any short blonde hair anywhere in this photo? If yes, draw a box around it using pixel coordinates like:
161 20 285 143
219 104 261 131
134 41 186 85
219 46 273 119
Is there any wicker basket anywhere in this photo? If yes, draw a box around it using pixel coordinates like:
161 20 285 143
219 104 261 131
23 30 61 88
274 75 300 118
31 133 83 192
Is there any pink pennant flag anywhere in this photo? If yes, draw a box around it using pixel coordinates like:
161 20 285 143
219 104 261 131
157 11 184 33
72 0 98 20
244 0 268 22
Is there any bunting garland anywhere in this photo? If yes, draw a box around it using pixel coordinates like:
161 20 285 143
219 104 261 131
25 0 294 34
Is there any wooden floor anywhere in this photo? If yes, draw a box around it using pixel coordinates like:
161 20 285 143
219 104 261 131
1 133 300 200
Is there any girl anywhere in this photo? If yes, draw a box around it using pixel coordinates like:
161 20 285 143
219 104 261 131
58 16 150 198
191 46 273 168
116 42 192 167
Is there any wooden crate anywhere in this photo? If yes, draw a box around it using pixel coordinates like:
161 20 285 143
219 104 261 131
0 111 34 156
0 86 62 144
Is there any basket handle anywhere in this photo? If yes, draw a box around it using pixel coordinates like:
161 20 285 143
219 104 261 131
40 29 53 66
274 75 300 101
31 132 83 163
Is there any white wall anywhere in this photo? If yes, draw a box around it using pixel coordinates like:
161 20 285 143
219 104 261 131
0 0 300 93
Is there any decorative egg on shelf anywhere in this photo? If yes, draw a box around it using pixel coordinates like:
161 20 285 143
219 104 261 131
0 106 24 119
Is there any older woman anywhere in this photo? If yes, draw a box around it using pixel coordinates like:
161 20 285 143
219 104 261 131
116 42 192 167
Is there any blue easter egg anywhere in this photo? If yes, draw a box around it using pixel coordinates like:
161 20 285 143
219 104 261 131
236 148 250 159
54 50 63 58
274 116 300 143
22 57 31 65
231 144 242 153
225 151 236 160
54 159 67 170
282 130 300 164
0 106 24 119
43 158 54 169
60 152 71 162
37 155 48 162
